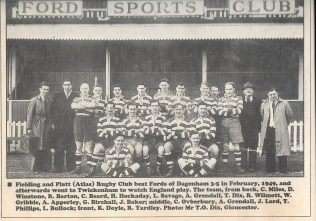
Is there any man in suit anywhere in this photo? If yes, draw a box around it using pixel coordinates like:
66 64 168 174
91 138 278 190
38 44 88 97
51 80 78 172
240 82 262 172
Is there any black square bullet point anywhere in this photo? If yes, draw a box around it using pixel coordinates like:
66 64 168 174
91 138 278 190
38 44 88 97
8 182 12 187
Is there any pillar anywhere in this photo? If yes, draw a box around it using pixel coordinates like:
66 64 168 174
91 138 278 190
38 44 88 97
202 49 207 82
105 44 111 99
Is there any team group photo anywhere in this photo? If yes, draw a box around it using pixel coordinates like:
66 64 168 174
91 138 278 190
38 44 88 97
20 78 299 178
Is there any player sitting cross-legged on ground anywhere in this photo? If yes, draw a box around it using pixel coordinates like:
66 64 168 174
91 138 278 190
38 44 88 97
178 131 217 177
101 134 140 177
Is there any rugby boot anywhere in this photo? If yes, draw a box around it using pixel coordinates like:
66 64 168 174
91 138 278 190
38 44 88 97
86 167 96 177
71 166 81 175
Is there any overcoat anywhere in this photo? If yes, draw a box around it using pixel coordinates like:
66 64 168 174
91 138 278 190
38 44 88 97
51 91 78 149
259 98 293 156
240 96 262 147
26 95 52 151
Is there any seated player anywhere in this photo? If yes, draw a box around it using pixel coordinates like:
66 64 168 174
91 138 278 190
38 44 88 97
121 101 145 163
86 101 121 177
101 135 140 177
154 78 173 118
189 101 219 160
170 83 191 118
178 131 217 177
130 84 152 118
162 103 190 176
143 99 166 176
71 83 96 174
108 85 127 120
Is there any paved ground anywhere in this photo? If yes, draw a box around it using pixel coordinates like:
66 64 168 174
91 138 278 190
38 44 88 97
6 151 304 179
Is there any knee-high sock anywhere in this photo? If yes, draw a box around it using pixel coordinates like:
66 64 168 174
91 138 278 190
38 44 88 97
75 153 82 166
234 151 242 166
143 155 150 167
157 154 163 168
86 153 93 167
165 152 174 169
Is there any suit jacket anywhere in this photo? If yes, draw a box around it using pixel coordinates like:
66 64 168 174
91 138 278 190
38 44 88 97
51 91 78 147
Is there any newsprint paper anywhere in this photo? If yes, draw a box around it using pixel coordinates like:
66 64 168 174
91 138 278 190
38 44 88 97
0 0 315 220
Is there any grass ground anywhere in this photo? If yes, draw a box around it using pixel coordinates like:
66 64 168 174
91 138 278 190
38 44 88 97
6 151 303 179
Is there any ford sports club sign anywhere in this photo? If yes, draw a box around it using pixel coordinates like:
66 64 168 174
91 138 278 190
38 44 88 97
17 0 83 17
107 0 204 17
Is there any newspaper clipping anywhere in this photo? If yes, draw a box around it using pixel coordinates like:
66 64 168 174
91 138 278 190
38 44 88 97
1 0 315 220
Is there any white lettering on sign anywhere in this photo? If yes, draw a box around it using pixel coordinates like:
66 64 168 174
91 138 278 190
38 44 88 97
108 0 204 17
229 0 295 15
18 0 83 16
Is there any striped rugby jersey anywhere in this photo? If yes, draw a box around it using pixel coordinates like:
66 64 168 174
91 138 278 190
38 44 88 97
154 92 173 115
105 145 133 168
181 143 209 165
165 117 190 140
72 96 95 116
171 95 191 109
92 96 107 118
108 96 127 119
192 97 218 116
189 116 216 140
129 94 152 118
218 94 243 118
143 114 167 136
97 116 122 138
121 116 145 138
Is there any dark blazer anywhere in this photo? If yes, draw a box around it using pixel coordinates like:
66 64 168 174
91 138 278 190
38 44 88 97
240 96 262 146
51 91 78 148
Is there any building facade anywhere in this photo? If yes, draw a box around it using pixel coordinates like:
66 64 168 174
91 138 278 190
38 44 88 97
6 0 304 121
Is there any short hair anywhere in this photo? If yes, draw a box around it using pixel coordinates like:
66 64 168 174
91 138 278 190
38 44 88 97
112 85 121 90
173 102 184 108
210 85 218 89
177 82 185 88
225 82 235 88
267 87 278 93
150 99 160 105
63 80 72 85
114 133 124 140
94 84 103 89
39 81 49 88
126 101 138 108
200 81 210 88
160 78 169 84
197 101 208 107
190 130 200 137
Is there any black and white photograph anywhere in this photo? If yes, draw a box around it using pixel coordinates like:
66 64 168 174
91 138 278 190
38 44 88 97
1 0 314 219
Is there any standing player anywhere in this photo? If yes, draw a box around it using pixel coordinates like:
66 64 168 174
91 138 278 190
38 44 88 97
218 82 244 173
101 135 140 177
178 131 217 177
86 101 121 177
108 85 127 120
154 78 173 118
170 83 191 118
143 99 167 176
162 103 190 176
192 82 217 118
71 83 96 174
121 101 145 166
130 84 152 118
189 101 219 162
